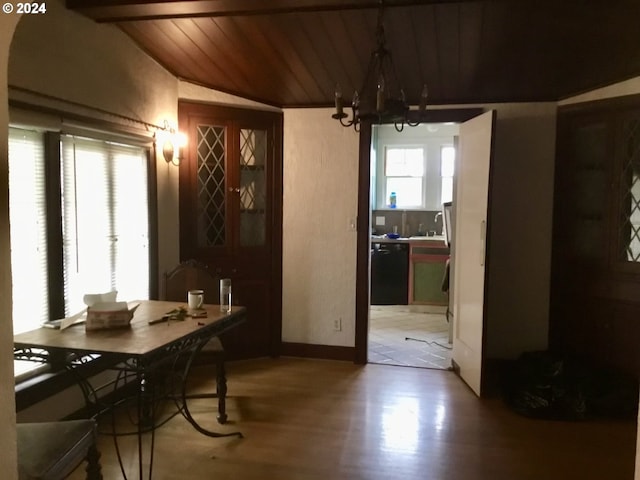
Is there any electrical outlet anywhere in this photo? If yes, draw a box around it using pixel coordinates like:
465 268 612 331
333 318 342 332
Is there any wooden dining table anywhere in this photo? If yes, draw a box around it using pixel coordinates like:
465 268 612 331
14 300 246 479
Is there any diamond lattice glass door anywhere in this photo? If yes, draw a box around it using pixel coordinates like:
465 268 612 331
196 124 226 247
239 128 267 247
619 117 640 262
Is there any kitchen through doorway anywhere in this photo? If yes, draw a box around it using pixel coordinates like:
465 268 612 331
367 123 456 370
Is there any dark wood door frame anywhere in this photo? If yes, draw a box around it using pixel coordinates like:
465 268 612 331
354 108 485 364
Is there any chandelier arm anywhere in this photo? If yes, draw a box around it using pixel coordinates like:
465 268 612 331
337 114 353 127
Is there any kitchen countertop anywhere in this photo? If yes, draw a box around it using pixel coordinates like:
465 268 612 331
371 235 447 245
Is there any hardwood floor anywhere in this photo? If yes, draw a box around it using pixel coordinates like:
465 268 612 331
70 357 637 480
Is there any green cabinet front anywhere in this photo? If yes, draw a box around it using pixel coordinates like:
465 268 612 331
411 259 448 305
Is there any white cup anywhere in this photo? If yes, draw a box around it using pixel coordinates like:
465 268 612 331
187 289 204 310
219 279 232 313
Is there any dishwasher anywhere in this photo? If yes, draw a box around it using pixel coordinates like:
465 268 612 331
370 242 409 305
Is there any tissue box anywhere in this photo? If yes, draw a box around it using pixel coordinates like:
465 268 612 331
85 302 138 331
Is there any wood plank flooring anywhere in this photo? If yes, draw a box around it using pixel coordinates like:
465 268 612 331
70 357 637 480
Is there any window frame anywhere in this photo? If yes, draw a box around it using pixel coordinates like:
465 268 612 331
377 144 427 209
8 110 159 379
440 144 456 205
375 136 457 211
383 145 426 209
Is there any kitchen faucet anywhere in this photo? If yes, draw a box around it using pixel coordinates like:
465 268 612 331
434 212 443 234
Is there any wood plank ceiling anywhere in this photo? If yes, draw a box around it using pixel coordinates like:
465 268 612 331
67 0 640 108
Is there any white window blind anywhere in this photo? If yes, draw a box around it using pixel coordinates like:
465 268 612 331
8 127 49 335
61 135 149 315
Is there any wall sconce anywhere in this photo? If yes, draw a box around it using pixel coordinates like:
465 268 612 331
157 120 186 166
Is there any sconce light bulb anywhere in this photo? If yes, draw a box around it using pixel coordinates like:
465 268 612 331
175 131 187 148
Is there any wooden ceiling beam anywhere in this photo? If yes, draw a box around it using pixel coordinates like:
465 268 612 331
66 0 483 23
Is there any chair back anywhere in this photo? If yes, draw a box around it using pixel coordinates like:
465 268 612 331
163 260 219 305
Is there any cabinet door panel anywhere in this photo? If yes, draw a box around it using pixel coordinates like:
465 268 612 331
412 260 448 305
196 123 229 248
238 127 267 247
552 97 640 376
179 101 283 358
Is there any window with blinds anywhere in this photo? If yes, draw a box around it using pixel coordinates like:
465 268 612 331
8 128 49 334
8 125 152 377
61 135 150 315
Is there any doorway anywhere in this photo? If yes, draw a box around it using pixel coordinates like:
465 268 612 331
367 123 456 370
354 108 487 382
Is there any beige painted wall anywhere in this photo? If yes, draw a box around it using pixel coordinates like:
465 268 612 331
282 108 359 345
1 10 20 480
179 81 280 112
9 0 180 285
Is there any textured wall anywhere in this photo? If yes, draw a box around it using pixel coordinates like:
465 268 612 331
282 109 359 346
179 81 280 112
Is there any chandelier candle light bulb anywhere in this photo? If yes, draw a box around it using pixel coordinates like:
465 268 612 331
376 75 385 113
335 85 344 116
419 84 429 111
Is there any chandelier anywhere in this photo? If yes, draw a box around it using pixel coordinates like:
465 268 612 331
332 3 428 132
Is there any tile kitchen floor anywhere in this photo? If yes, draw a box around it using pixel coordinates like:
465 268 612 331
368 305 452 370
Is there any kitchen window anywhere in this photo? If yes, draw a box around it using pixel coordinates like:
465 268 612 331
440 145 455 204
384 146 425 208
374 125 457 211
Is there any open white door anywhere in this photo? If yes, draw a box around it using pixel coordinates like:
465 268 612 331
451 110 495 396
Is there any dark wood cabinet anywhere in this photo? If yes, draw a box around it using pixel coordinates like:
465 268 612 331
551 95 640 375
178 101 283 359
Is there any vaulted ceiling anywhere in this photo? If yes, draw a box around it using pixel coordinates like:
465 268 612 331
67 0 640 108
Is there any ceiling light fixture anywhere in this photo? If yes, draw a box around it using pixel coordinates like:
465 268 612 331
332 1 428 132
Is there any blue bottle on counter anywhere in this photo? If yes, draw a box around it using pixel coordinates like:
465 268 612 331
389 191 397 208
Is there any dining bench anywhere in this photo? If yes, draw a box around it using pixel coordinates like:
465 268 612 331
17 419 102 480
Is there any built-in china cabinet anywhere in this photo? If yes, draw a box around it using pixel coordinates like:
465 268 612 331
178 101 283 359
550 94 640 375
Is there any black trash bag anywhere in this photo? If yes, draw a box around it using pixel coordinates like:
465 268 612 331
502 351 638 421
583 365 639 419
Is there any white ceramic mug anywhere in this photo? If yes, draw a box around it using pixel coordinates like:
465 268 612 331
187 289 204 310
